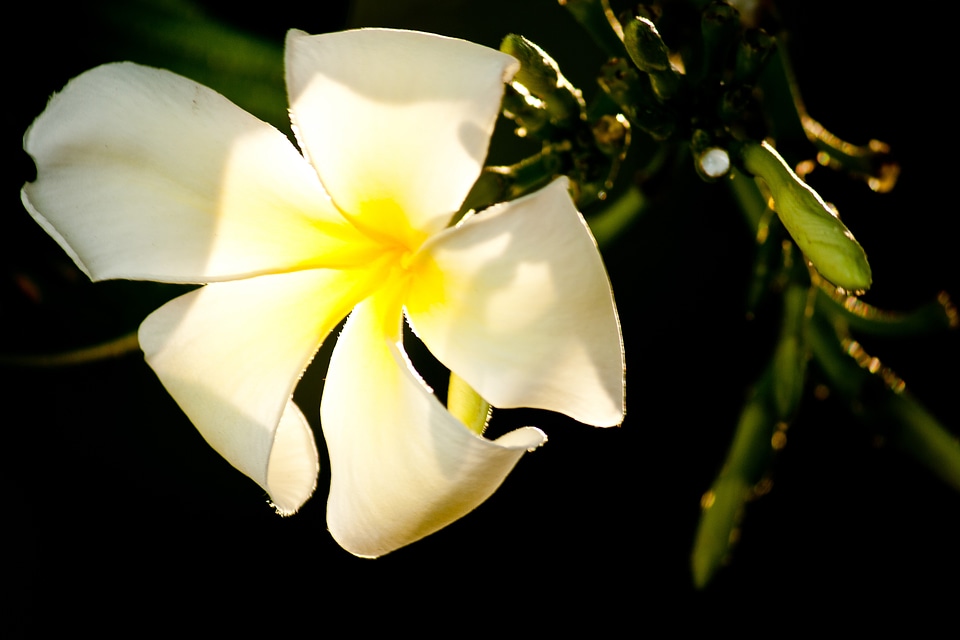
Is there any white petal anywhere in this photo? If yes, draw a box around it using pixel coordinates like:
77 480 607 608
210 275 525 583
268 402 320 516
139 268 381 514
285 29 519 241
22 62 376 284
321 294 546 557
406 178 625 426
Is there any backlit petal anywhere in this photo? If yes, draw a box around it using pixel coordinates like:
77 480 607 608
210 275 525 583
285 29 519 241
406 178 625 426
139 268 380 514
22 62 375 284
321 294 546 557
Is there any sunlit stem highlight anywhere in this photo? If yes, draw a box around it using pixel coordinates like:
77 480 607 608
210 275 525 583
0 330 140 367
447 372 491 436
587 184 646 249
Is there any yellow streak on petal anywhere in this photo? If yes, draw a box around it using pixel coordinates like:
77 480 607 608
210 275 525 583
405 250 447 314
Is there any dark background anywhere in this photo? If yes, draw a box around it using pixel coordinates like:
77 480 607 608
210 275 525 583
7 0 958 632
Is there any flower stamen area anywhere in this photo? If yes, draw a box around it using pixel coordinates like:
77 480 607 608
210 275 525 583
340 197 428 258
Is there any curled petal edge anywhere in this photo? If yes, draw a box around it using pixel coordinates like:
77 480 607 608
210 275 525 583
321 296 546 557
139 268 378 515
407 178 625 427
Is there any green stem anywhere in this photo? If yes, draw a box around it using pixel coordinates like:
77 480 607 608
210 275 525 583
886 392 960 493
0 330 140 367
586 184 647 249
815 287 958 337
447 373 491 436
808 315 960 493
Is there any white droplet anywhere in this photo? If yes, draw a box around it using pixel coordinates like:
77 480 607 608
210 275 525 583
700 147 731 178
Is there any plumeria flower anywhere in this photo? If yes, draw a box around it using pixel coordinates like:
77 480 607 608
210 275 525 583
22 28 624 557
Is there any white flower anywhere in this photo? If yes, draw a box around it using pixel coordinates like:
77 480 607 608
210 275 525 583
21 28 624 557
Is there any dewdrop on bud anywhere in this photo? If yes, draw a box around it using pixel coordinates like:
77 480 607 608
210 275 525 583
699 147 730 180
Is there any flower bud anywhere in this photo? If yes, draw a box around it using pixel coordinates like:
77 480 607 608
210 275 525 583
500 34 584 128
733 28 775 86
592 114 629 158
501 83 551 139
622 16 681 100
741 141 872 292
598 57 675 140
692 386 773 588
696 1 741 81
558 0 630 59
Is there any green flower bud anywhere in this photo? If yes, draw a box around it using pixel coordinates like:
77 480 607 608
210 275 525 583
592 113 630 158
598 57 675 140
691 475 751 589
733 28 775 86
741 141 872 293
501 83 551 139
622 16 681 100
500 34 584 128
697 1 741 81
692 385 774 588
558 0 630 59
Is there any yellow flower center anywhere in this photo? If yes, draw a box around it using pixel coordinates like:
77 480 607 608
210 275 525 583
331 197 447 336
345 198 429 259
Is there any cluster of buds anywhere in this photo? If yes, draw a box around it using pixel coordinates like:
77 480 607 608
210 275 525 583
557 0 956 590
459 32 630 215
561 0 873 292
